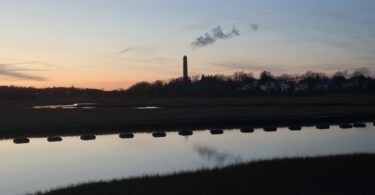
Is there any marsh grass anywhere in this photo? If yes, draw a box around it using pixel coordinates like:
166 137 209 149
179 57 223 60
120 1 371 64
80 135 96 141
210 129 224 135
33 154 375 195
288 126 302 131
178 130 193 136
339 124 353 129
152 132 166 138
119 133 134 139
13 137 30 144
1 96 375 139
240 128 254 133
316 124 330 129
47 136 63 142
353 123 366 128
263 127 277 132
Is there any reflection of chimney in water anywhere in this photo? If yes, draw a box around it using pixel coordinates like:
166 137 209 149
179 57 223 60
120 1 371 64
183 55 188 81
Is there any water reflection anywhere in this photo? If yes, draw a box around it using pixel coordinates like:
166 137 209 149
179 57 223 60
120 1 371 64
194 145 242 165
33 103 96 110
32 104 162 110
135 106 161 110
1 124 375 195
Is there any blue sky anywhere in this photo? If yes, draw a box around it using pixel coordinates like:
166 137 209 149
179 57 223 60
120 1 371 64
0 0 375 89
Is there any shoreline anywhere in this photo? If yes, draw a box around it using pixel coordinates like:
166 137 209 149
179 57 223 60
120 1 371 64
1 114 374 140
1 96 375 138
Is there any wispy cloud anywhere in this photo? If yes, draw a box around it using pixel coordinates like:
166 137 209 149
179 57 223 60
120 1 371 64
191 26 240 48
117 48 135 56
0 62 48 81
0 70 45 81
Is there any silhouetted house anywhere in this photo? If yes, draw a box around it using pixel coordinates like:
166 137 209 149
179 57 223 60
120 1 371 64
238 84 251 91
362 83 370 91
343 80 359 89
294 83 309 92
260 84 268 91
238 81 259 91
358 81 371 91
260 81 278 92
280 83 291 92
313 81 330 90
343 79 371 91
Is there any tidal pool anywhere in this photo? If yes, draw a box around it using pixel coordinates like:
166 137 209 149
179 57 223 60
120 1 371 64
1 123 374 195
32 103 96 110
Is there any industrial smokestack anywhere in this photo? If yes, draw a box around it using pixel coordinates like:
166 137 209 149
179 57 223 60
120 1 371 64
183 55 188 81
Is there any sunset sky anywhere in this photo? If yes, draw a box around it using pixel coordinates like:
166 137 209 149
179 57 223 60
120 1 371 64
1 0 375 90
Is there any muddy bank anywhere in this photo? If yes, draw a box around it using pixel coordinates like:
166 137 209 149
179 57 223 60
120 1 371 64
1 96 375 138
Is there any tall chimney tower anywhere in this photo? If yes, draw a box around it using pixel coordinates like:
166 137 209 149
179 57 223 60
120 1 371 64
183 55 188 81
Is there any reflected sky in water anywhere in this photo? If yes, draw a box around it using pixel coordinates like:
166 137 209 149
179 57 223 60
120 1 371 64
32 103 96 110
1 124 375 195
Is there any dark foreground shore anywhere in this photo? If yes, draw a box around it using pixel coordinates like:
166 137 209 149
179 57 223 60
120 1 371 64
1 96 375 138
33 154 375 195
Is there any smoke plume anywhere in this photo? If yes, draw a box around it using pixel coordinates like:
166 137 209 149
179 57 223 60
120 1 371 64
191 26 241 48
194 144 242 165
250 23 259 31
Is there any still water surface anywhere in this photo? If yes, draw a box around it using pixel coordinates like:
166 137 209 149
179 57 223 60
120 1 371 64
1 124 375 195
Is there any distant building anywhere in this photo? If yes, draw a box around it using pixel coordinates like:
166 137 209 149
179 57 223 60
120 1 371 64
260 81 278 92
183 56 188 81
294 83 309 92
314 81 330 90
260 84 268 91
280 83 291 92
343 80 359 88
238 81 259 91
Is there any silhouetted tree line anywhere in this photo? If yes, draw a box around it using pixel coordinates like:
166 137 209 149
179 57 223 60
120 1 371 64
124 68 375 97
0 86 105 100
1 68 375 99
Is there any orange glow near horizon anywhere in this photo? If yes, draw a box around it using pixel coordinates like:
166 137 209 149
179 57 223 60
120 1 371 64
1 1 375 90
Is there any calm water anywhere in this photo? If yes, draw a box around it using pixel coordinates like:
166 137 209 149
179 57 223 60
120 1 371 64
31 103 161 110
1 124 375 195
